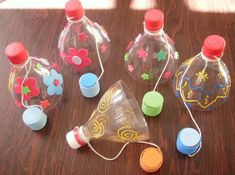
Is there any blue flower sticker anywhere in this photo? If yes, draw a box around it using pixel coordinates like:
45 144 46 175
43 69 63 96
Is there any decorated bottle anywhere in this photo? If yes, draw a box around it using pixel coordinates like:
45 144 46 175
124 9 179 84
6 42 64 130
173 35 231 111
66 80 163 172
58 0 110 98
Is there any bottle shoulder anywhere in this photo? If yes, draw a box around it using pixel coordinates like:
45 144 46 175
129 32 176 53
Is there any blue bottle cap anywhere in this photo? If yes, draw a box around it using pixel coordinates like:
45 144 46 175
176 128 201 155
22 107 47 131
79 73 100 98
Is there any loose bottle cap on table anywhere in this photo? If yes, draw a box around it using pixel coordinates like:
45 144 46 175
140 147 163 173
65 0 84 21
176 128 201 155
79 73 100 98
144 9 164 31
202 35 226 60
5 42 28 65
142 91 164 117
22 107 47 131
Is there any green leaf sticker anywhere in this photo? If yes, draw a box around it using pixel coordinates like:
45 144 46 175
21 86 31 95
35 63 42 71
124 53 129 62
156 49 166 61
141 73 150 80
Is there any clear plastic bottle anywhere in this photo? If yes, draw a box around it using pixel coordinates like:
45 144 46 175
58 0 110 74
173 35 231 111
65 80 163 170
66 80 149 148
124 9 179 84
6 42 64 113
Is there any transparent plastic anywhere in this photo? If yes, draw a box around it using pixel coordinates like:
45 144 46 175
173 53 231 111
58 16 110 73
81 80 150 142
8 57 64 112
124 28 179 84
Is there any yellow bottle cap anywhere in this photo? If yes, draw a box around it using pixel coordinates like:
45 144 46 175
140 147 163 173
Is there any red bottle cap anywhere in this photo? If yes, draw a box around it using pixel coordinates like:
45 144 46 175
202 35 226 60
65 0 84 21
144 9 164 31
5 42 28 65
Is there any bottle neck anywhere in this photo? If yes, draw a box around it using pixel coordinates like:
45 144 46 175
13 56 30 69
66 15 85 24
144 26 164 37
200 52 221 63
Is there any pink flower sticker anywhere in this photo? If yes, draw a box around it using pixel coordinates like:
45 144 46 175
137 48 147 60
128 65 134 72
164 71 172 79
78 32 88 41
67 48 91 70
100 44 107 53
14 77 40 101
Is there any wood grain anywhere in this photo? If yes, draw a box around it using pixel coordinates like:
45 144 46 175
0 0 235 174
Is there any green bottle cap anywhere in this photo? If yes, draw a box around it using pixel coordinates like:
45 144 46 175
141 91 164 117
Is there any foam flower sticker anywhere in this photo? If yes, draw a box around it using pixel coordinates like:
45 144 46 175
67 48 91 70
14 77 40 101
43 69 64 96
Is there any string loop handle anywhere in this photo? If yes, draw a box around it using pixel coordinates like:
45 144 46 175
88 140 161 161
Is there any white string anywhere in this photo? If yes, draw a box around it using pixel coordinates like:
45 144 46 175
91 22 104 81
153 32 171 91
21 57 43 111
88 140 161 161
179 53 202 157
67 15 85 23
188 143 202 157
67 15 104 81
181 53 222 157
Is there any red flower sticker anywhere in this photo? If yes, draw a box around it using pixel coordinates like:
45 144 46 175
14 77 40 101
15 100 23 109
67 48 92 70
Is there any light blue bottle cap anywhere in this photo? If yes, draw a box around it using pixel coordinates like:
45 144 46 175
176 128 201 155
79 73 100 98
22 107 47 131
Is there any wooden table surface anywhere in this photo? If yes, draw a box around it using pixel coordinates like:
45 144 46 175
0 0 235 174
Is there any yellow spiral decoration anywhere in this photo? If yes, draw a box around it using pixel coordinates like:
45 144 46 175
117 125 138 142
87 114 109 138
98 87 117 113
88 119 105 138
97 115 109 127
